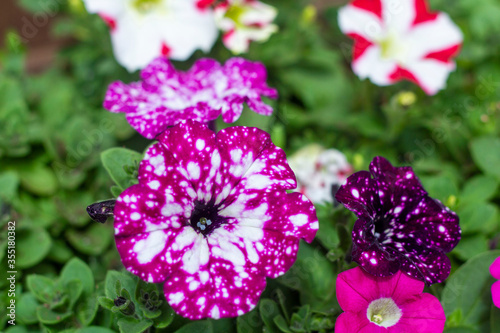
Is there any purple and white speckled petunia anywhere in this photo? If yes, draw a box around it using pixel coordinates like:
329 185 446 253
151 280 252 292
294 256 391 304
335 156 460 285
113 120 318 319
104 57 278 139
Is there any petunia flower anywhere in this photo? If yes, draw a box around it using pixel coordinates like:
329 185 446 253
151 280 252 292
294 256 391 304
491 256 500 308
338 0 463 95
214 0 278 54
335 267 446 332
335 156 460 285
288 144 352 204
113 120 318 319
82 0 218 72
104 57 277 139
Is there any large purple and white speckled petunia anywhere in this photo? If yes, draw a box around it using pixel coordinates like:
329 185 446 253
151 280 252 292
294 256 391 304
104 57 278 139
335 156 460 285
113 120 318 319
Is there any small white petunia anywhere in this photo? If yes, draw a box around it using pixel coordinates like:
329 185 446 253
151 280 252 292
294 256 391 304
214 0 278 54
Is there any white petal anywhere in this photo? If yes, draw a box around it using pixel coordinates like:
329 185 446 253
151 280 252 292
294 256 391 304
82 0 123 16
338 5 383 41
406 13 463 60
381 0 415 34
353 46 398 86
404 59 456 95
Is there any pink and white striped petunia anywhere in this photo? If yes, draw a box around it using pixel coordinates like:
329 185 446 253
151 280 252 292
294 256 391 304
214 0 278 54
82 0 218 72
113 120 318 319
338 0 463 95
104 57 278 139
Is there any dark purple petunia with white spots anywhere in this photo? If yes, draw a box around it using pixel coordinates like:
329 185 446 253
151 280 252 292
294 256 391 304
335 156 460 285
113 120 318 319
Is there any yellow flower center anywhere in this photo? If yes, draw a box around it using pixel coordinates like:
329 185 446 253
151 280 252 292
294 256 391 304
224 3 247 27
133 0 162 12
366 297 402 328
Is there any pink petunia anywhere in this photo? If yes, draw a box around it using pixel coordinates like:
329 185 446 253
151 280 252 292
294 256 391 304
335 267 446 332
491 256 500 308
113 120 318 319
104 57 278 139
338 0 463 95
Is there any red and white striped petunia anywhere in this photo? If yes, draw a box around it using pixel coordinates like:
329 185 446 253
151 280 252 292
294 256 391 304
82 0 218 72
338 0 463 95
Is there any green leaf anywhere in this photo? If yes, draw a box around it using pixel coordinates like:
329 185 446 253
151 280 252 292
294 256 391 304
443 327 479 333
117 317 153 333
60 258 95 297
27 274 56 303
66 223 112 256
64 280 83 309
452 235 489 261
461 175 499 203
274 315 292 333
17 227 52 269
442 250 500 329
0 171 19 201
98 297 115 310
419 175 459 204
236 307 263 333
278 242 336 310
77 327 116 333
174 320 213 333
36 306 72 324
18 162 59 196
470 137 500 180
491 305 500 332
47 240 74 264
457 203 497 235
259 299 282 333
105 270 138 302
153 302 175 329
77 294 99 326
101 148 142 190
17 293 39 325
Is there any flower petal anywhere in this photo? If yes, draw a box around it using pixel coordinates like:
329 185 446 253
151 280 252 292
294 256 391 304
403 59 457 95
406 13 463 61
215 126 296 206
157 120 220 202
115 227 193 283
83 0 123 16
335 171 380 218
338 4 383 41
393 293 445 332
352 46 399 86
220 190 318 243
492 280 500 309
491 257 500 280
163 226 267 319
334 311 372 333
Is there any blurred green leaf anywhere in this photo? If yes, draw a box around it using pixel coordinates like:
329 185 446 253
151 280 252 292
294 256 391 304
117 317 153 333
17 293 39 325
101 148 142 191
66 223 112 256
442 250 500 330
60 258 95 297
461 175 499 203
470 137 500 180
17 227 52 269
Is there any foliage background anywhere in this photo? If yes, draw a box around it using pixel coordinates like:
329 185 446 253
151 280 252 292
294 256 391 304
0 0 500 332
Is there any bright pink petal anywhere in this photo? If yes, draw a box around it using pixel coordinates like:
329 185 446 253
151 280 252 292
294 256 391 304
393 293 445 332
157 121 219 201
334 312 372 333
491 257 500 279
492 280 500 308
